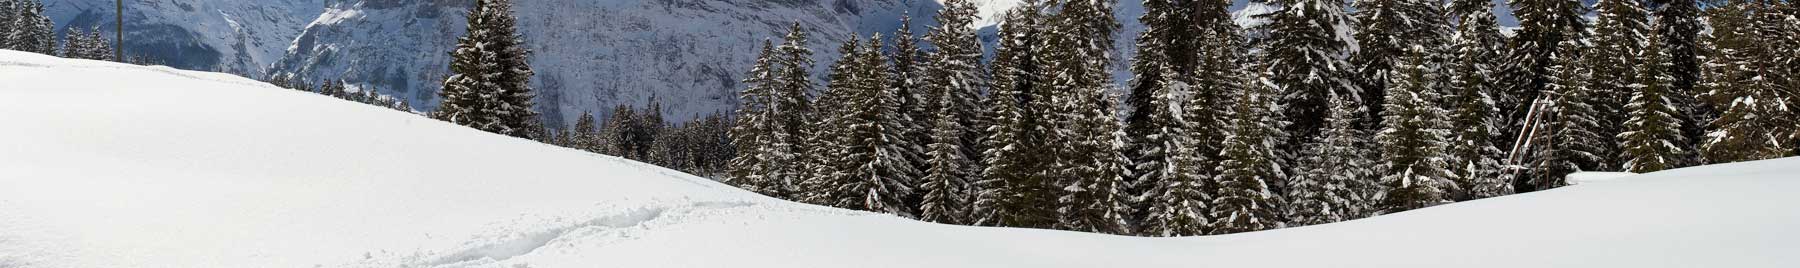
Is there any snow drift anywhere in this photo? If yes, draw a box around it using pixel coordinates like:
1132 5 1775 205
2 50 1797 268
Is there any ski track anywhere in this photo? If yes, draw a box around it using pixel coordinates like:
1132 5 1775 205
360 201 763 268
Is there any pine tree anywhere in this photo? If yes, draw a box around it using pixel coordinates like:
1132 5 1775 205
7 0 54 55
1128 0 1241 232
1287 91 1375 226
1137 68 1212 236
1699 0 1797 163
1656 0 1708 159
1618 28 1689 173
892 17 932 179
830 35 921 218
1582 0 1650 169
431 0 538 139
1210 68 1286 234
1126 0 1198 170
918 0 987 221
799 37 862 205
0 0 15 49
61 26 86 58
974 2 1059 229
1261 0 1358 174
772 23 817 200
1041 0 1133 235
1445 0 1511 200
1505 0 1589 113
1375 47 1454 214
918 79 973 224
1528 39 1605 191
573 111 599 152
727 40 790 197
1351 0 1452 129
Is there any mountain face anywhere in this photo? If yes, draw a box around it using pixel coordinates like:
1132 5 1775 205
43 0 323 76
42 0 1517 128
271 0 942 127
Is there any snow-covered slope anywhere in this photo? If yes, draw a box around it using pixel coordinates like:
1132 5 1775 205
4 50 1798 268
42 0 324 76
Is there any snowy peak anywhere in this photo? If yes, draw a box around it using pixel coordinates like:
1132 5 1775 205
42 0 324 75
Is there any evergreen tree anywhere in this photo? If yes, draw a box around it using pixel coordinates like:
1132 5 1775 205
1528 39 1605 191
1044 0 1133 235
773 23 818 199
1287 91 1375 226
0 0 15 49
1128 0 1241 231
573 111 599 152
431 0 538 139
1375 47 1454 214
7 0 54 55
799 37 862 205
1505 0 1588 111
1656 0 1708 157
892 16 931 176
1618 28 1688 173
1699 0 1797 163
1137 68 1212 236
974 2 1059 229
829 35 921 218
1126 0 1197 173
1261 0 1358 174
727 40 793 198
918 78 973 224
1210 69 1286 234
1351 0 1452 128
1445 0 1511 200
1583 0 1651 169
918 0 988 221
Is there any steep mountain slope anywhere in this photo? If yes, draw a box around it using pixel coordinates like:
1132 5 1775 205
3 50 1798 268
269 0 941 127
42 0 323 75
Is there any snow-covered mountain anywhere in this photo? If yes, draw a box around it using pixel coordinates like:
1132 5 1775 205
2 51 1797 267
270 0 943 127
42 0 324 76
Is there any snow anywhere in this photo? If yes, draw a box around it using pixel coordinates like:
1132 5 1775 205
4 50 1800 267
1568 172 1639 184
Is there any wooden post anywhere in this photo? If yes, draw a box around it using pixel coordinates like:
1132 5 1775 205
115 0 123 61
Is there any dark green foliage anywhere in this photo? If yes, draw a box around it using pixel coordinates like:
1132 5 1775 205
1287 91 1375 226
1699 0 1797 163
431 0 539 139
728 40 799 198
1446 0 1511 200
1376 48 1454 214
1528 40 1606 191
975 1 1059 229
1209 68 1285 234
1261 0 1358 174
827 36 921 217
1351 0 1451 129
5 0 54 54
1619 29 1689 173
1583 0 1651 169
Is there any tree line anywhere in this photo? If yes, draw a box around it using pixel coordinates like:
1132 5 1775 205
724 0 1800 236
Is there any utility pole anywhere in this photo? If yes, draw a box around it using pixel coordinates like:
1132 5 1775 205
116 0 124 61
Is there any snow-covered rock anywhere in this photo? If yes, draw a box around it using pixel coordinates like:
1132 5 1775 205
42 0 324 76
3 50 1798 268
